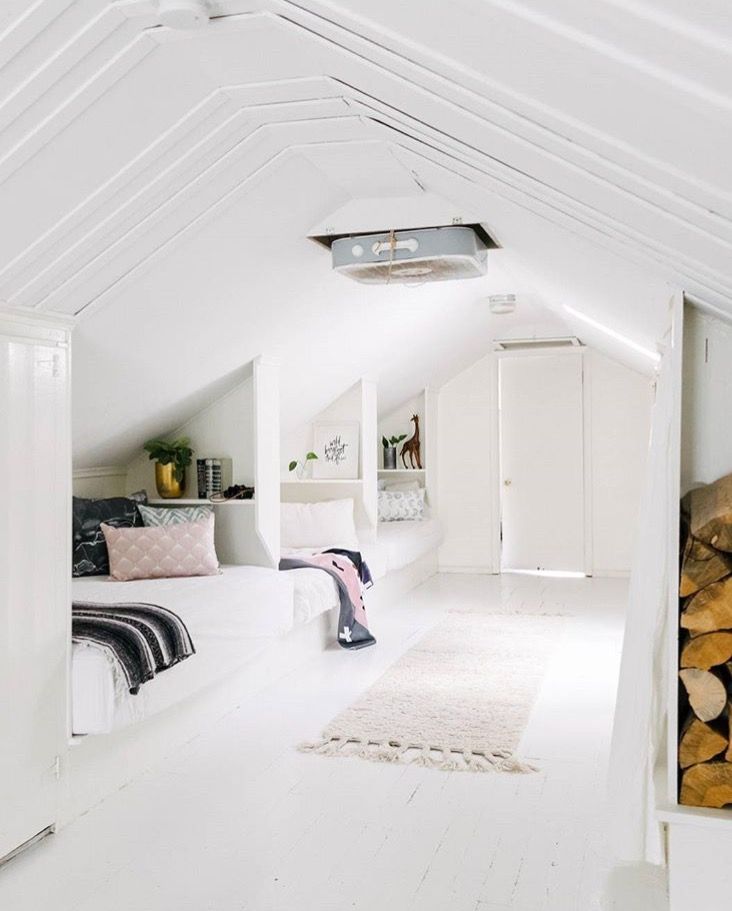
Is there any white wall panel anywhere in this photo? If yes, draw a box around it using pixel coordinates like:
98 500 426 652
681 306 732 490
0 313 70 859
437 354 497 572
588 350 653 575
126 368 255 496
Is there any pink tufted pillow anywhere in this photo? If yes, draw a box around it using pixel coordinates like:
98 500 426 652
101 514 219 581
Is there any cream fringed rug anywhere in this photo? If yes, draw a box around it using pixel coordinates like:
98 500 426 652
300 614 564 773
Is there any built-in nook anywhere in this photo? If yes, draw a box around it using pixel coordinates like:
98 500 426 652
659 303 732 909
377 387 438 511
281 378 378 532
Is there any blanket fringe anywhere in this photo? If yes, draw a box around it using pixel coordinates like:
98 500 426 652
298 737 537 773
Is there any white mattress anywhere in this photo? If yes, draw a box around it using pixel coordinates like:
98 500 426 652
71 565 295 735
288 567 340 625
281 541 389 581
376 517 444 571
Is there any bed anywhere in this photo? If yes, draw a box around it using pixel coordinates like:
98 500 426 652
72 514 442 735
376 516 444 572
71 565 297 735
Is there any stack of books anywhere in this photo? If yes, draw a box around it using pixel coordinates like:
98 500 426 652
196 458 233 499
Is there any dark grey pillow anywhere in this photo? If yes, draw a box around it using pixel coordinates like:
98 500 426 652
72 491 147 577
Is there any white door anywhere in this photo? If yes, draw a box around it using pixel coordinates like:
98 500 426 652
499 353 585 573
0 320 70 860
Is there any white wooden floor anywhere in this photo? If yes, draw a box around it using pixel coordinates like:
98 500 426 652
0 573 632 911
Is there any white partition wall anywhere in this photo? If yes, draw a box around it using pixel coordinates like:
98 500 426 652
659 302 732 911
252 356 280 567
0 312 71 860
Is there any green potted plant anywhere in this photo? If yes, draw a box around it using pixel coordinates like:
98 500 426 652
382 434 407 470
288 451 318 480
143 437 193 499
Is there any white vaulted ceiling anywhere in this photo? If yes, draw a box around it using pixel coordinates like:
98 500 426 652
0 1 728 465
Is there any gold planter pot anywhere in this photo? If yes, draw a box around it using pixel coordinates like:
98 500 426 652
155 462 186 499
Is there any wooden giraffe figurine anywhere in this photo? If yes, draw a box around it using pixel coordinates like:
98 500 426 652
400 414 423 469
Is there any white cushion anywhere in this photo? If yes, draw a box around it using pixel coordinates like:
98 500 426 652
377 518 444 571
280 498 359 550
378 489 426 522
384 480 421 493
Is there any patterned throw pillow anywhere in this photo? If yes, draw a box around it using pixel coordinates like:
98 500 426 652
138 504 213 527
72 491 148 577
377 488 425 522
101 514 219 582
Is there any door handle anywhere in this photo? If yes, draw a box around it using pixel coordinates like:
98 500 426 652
503 479 512 487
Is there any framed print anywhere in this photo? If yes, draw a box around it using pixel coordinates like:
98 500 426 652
312 422 360 479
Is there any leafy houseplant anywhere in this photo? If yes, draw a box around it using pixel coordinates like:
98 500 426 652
382 434 407 470
144 437 193 499
289 451 318 480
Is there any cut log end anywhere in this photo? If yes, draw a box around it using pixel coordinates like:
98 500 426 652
680 762 732 808
679 668 727 722
680 631 732 671
682 576 732 634
687 474 732 554
679 716 727 769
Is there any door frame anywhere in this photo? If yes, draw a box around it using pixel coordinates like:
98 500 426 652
492 346 593 576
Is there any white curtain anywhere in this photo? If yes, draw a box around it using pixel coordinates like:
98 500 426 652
607 314 680 865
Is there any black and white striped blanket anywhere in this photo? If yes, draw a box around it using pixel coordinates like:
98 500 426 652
72 601 196 694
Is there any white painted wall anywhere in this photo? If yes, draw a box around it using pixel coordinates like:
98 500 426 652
126 369 254 496
681 306 732 492
587 350 653 575
253 356 281 567
72 468 127 499
282 381 364 479
437 354 498 572
437 347 652 575
281 378 378 531
378 392 425 471
0 312 71 859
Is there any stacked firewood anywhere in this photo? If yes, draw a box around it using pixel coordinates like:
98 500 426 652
679 473 732 807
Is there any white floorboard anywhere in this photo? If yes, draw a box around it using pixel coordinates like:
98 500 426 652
0 573 631 911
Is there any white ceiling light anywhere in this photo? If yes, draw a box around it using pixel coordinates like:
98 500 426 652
563 305 661 364
488 294 516 314
158 0 210 29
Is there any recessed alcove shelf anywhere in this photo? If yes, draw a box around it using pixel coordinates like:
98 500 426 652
148 498 255 506
281 378 378 529
377 469 425 476
377 388 437 510
74 356 280 568
281 479 362 485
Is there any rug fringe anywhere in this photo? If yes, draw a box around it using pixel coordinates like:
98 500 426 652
298 738 537 773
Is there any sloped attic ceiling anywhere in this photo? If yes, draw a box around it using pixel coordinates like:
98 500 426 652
1 0 726 466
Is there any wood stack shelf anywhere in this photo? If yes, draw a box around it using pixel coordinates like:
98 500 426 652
677 473 732 809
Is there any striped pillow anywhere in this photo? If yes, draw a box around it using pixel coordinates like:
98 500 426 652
138 504 213 527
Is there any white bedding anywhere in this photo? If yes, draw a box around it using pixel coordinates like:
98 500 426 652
288 567 340 625
73 521 443 736
72 565 295 735
281 518 443 582
377 517 444 571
